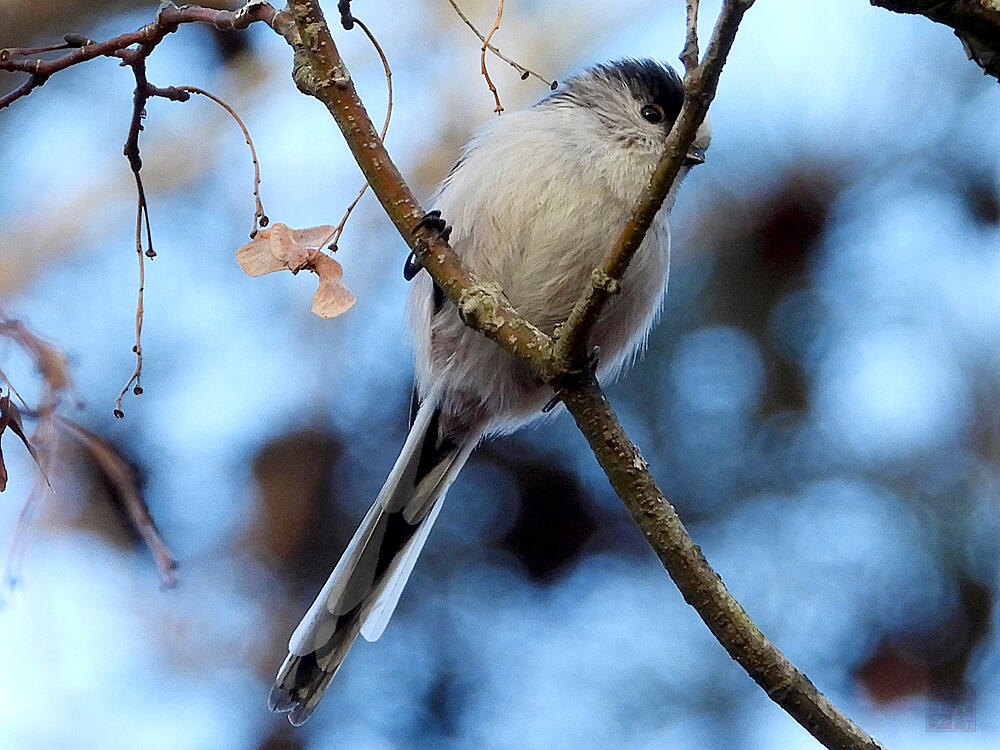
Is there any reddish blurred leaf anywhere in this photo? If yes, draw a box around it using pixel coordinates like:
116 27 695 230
236 223 356 318
0 393 45 492
0 427 5 493
59 418 178 588
0 316 72 410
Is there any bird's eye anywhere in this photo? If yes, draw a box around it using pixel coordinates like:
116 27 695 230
641 104 665 124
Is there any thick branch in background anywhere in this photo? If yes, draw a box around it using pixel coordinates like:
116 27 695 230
871 0 1000 80
288 1 883 748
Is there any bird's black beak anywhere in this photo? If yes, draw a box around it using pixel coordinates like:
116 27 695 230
684 147 706 167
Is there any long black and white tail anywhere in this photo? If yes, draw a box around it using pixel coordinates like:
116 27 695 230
268 401 476 725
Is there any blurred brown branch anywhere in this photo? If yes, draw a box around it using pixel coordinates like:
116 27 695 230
871 0 1000 79
287 0 882 748
0 315 176 588
58 419 178 588
0 313 69 495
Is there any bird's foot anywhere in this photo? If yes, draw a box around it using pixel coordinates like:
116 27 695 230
541 346 601 413
404 210 453 280
587 345 601 374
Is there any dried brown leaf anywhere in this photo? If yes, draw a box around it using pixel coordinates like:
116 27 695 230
235 222 355 318
235 230 286 276
236 222 335 275
266 222 310 270
310 254 356 318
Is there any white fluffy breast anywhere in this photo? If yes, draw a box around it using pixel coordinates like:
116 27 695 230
408 103 672 433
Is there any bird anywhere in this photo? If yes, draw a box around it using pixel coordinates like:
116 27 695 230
269 58 710 725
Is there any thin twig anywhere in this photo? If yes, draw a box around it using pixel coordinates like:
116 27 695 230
337 0 354 30
2 41 75 57
113 171 148 419
681 0 700 73
0 1 296 110
118 75 263 418
320 16 393 251
179 86 268 237
0 73 43 108
115 53 157 418
445 0 555 89
0 366 28 409
481 0 505 113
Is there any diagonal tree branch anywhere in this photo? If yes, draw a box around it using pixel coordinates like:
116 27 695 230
870 0 1000 80
557 376 884 750
287 1 884 748
552 0 749 371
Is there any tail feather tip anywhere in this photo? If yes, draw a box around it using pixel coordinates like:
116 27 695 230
289 703 317 726
268 684 318 725
267 684 295 713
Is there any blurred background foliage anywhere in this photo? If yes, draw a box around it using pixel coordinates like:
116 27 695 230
1 1 999 748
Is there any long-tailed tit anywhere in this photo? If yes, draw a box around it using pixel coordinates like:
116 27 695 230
270 58 710 725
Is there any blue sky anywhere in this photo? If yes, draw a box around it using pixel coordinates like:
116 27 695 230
1 2 999 748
